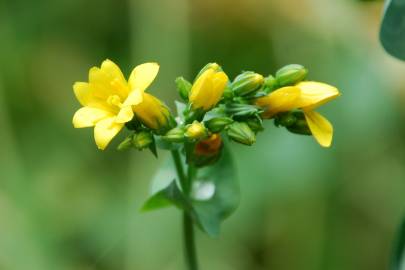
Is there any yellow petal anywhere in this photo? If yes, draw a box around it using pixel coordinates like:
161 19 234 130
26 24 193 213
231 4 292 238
296 81 340 110
304 110 333 147
256 86 301 118
94 117 124 150
73 82 92 106
89 61 128 99
72 107 112 128
115 106 134 123
207 71 228 110
122 89 143 106
189 69 215 110
128 62 159 92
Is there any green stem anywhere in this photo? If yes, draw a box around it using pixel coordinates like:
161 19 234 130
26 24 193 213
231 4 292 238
170 150 199 270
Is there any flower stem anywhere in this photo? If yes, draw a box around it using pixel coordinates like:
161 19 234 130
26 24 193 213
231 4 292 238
170 150 199 270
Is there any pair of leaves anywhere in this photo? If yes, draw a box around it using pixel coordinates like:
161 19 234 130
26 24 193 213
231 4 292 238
142 146 239 237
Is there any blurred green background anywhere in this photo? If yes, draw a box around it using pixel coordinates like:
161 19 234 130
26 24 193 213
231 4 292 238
1 0 405 269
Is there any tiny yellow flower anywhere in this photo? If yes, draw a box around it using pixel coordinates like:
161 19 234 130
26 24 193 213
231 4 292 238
72 59 159 150
256 81 340 147
189 64 229 110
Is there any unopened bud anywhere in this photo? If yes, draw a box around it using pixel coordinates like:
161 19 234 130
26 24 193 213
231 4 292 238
195 63 222 80
205 117 233 133
175 76 192 101
192 134 223 167
246 117 264 132
162 126 186 143
275 111 311 135
133 131 153 150
227 122 256 146
275 64 308 87
263 75 277 93
117 135 133 151
231 71 264 96
185 121 208 140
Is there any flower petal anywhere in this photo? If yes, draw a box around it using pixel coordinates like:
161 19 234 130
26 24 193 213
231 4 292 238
304 110 333 147
189 69 215 110
122 89 143 106
94 117 124 150
73 82 92 106
128 62 159 92
72 107 112 128
296 81 340 110
115 106 134 123
207 71 228 110
256 86 301 118
89 60 129 99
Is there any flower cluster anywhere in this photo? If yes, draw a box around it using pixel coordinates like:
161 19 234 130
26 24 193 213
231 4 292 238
73 60 340 162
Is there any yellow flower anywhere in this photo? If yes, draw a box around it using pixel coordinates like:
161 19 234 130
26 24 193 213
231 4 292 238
256 81 340 147
189 64 229 110
72 59 159 150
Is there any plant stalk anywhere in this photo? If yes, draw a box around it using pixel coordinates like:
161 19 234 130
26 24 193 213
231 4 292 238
171 150 199 270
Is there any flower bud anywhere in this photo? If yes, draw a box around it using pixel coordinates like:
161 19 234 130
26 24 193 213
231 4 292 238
133 93 176 135
162 126 186 143
192 134 223 167
231 71 264 96
195 63 222 80
263 75 277 93
117 135 133 151
246 117 264 132
275 111 311 135
205 117 233 133
133 131 154 150
275 64 308 87
175 76 192 101
189 64 228 111
227 122 256 146
185 121 208 140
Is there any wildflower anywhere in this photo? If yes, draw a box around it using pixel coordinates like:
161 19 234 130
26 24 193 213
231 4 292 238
256 81 340 147
189 64 229 110
72 59 160 149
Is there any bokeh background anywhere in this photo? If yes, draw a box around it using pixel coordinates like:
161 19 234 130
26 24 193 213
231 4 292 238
1 0 405 269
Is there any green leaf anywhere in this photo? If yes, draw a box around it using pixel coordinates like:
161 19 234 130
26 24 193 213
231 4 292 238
190 146 239 237
175 100 187 123
380 0 405 61
391 217 405 270
142 146 240 237
142 180 191 211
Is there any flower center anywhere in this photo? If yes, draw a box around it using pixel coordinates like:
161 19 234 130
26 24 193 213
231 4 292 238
107 95 122 109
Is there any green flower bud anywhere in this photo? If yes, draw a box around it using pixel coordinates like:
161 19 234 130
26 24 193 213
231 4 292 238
162 126 186 143
246 117 264 132
133 131 154 150
175 76 192 101
263 75 277 93
275 64 308 87
227 122 256 146
185 121 208 140
275 111 311 135
231 71 264 96
205 117 233 133
117 135 133 151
